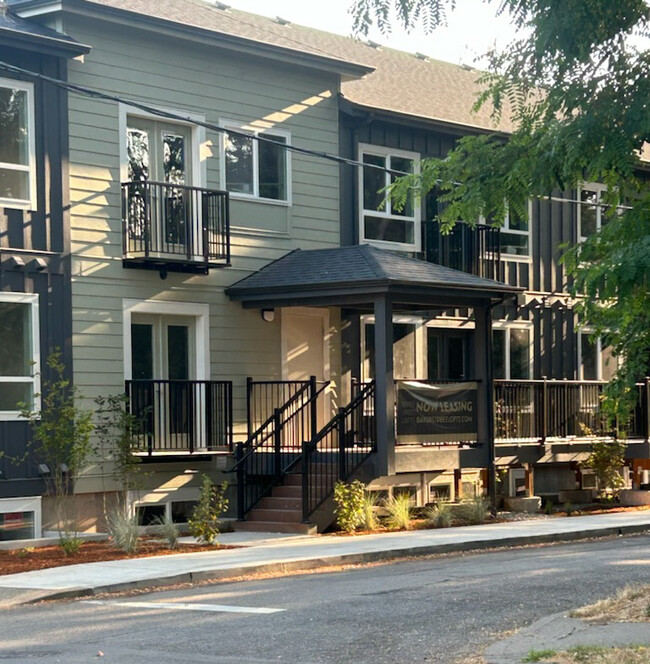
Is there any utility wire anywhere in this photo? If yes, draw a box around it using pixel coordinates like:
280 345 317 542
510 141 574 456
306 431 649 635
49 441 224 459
0 60 633 209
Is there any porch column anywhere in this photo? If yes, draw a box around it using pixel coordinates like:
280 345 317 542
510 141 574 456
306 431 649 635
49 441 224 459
374 294 395 476
475 304 496 507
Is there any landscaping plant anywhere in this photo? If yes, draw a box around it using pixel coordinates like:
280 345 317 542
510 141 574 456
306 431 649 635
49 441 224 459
586 440 627 500
333 480 365 533
153 514 180 550
107 509 139 554
188 475 229 545
20 351 94 552
385 492 412 530
360 491 380 531
426 501 452 528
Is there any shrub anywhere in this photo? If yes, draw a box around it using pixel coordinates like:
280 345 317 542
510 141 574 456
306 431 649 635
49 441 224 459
153 514 180 550
543 499 554 515
360 492 380 531
333 480 365 533
107 510 139 554
456 496 490 525
59 536 83 556
586 439 626 499
385 493 412 530
426 502 453 528
188 475 229 545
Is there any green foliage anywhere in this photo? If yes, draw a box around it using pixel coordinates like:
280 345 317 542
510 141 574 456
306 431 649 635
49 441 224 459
59 536 83 557
333 480 366 533
94 393 143 497
523 650 557 663
188 475 229 545
586 440 627 498
426 501 453 528
20 351 94 542
107 510 139 554
351 0 650 416
152 514 180 550
385 492 412 530
563 501 575 516
543 499 554 515
360 492 380 531
460 495 490 525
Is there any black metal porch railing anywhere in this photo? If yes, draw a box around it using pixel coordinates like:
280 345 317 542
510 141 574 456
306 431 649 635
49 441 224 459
494 379 649 442
122 180 230 269
126 379 233 454
302 381 376 521
422 221 502 281
233 377 330 520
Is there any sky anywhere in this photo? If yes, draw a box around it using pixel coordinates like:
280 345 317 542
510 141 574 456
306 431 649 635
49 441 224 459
222 0 521 67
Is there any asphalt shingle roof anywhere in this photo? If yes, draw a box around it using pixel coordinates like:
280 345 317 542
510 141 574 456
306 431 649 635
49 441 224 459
226 245 521 300
75 0 512 133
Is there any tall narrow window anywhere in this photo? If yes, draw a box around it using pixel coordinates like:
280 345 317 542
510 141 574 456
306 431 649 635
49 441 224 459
0 79 35 209
222 123 289 202
500 204 531 257
578 330 618 381
359 145 420 251
578 183 618 242
0 293 39 418
493 325 532 380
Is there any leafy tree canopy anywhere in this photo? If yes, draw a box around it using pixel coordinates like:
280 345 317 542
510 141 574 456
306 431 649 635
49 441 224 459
350 0 650 403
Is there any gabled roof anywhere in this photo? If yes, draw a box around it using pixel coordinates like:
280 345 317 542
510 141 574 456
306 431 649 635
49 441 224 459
226 245 521 310
12 0 511 132
0 3 89 56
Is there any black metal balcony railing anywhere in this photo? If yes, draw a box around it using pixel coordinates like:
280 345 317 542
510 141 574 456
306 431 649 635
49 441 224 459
122 180 230 270
126 379 233 454
422 221 502 281
494 379 649 442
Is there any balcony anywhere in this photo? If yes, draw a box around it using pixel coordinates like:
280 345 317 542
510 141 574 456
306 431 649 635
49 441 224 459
422 221 502 281
122 180 230 274
126 379 233 456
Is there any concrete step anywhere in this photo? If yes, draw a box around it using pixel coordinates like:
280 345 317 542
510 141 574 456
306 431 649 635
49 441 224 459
283 474 302 487
234 521 316 535
258 496 302 511
247 508 302 523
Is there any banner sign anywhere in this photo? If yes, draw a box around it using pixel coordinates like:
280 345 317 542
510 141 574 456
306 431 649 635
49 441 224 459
396 381 478 443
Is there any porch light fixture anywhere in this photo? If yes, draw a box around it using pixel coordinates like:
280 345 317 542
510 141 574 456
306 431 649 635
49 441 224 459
261 308 275 323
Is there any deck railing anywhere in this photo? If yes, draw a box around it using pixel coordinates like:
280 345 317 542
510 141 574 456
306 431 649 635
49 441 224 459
125 379 233 454
122 180 230 269
422 221 502 281
494 379 649 442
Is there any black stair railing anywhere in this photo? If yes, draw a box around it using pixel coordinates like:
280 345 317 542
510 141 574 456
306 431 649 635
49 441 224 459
122 180 230 268
302 381 376 522
231 376 329 520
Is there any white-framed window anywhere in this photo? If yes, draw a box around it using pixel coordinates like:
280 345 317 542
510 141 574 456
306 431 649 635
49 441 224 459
577 182 621 242
359 144 421 252
499 201 532 259
577 329 618 381
0 496 41 541
220 120 290 203
0 292 40 420
0 78 36 210
492 322 533 380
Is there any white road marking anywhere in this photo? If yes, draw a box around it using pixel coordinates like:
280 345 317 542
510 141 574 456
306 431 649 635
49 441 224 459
82 600 284 614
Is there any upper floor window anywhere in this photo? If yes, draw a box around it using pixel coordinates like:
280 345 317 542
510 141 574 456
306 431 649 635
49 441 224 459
499 202 531 258
221 122 290 203
359 144 420 252
578 183 614 242
493 323 533 380
578 330 617 381
0 292 40 420
0 79 36 210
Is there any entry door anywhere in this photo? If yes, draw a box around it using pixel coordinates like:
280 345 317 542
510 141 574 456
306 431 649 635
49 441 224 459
127 118 194 254
427 329 473 380
282 309 328 428
131 315 196 445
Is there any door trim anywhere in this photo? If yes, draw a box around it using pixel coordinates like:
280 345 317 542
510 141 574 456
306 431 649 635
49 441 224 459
123 299 209 381
280 307 330 383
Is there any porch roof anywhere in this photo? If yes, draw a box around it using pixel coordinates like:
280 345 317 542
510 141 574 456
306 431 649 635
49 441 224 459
226 244 522 311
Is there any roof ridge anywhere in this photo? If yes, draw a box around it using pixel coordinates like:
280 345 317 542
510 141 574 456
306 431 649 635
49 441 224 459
361 244 390 280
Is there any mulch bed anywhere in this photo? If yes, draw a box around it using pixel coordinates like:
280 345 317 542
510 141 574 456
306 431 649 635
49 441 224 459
0 538 236 576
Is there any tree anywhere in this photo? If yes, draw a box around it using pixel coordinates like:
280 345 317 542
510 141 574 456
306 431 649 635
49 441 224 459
586 439 627 499
350 0 650 407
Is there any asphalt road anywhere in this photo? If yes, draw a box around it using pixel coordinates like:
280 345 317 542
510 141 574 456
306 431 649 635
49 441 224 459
2 535 650 664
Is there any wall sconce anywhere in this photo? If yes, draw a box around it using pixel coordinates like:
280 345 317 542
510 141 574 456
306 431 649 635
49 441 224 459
261 308 275 323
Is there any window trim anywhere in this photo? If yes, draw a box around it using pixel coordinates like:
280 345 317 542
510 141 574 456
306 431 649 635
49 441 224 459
118 103 206 188
482 199 532 262
219 119 292 205
358 143 421 252
577 182 622 243
0 77 36 211
576 328 618 382
492 321 534 380
0 496 42 540
0 292 40 421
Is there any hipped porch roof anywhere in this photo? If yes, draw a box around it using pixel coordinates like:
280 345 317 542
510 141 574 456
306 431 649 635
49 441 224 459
226 244 522 311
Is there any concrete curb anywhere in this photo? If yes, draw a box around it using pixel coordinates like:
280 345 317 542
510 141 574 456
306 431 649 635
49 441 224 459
3 522 646 608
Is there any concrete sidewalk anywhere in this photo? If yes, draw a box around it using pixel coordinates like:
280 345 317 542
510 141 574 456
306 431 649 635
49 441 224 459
1 511 649 608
